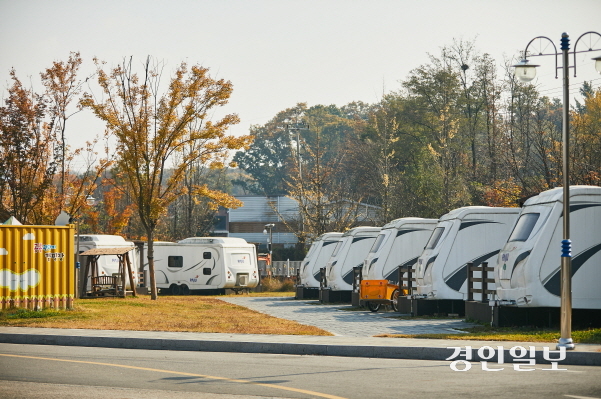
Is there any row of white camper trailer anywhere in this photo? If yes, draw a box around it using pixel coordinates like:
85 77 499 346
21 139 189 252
296 186 601 320
78 236 259 296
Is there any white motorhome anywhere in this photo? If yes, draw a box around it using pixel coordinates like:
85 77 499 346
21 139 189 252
78 234 139 290
325 226 381 292
362 218 438 283
298 232 343 288
496 186 601 309
415 207 520 300
150 237 259 294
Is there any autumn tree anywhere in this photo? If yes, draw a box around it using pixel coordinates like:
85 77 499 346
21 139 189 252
0 54 111 226
571 86 601 185
280 108 372 244
0 71 57 223
39 52 112 224
359 101 402 223
83 171 135 235
40 51 85 201
81 57 252 300
283 139 362 243
502 61 562 197
402 52 471 215
168 158 233 240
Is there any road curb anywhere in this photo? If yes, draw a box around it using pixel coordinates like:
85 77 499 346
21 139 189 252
1 332 600 366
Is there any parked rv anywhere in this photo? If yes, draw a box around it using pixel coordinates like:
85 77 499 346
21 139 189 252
325 226 381 293
495 186 601 309
360 218 437 312
149 237 259 294
362 218 438 283
78 234 139 291
296 232 342 299
299 232 343 288
415 206 520 300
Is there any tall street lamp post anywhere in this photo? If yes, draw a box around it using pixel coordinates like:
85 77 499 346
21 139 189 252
513 31 601 350
285 122 310 239
285 122 310 179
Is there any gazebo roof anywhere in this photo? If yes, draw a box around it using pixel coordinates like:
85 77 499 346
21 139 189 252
79 247 134 256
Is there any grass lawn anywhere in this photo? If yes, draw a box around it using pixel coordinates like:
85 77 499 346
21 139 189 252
2 293 600 344
0 293 331 336
376 324 601 344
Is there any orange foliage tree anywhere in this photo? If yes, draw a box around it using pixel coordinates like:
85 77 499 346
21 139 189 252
571 88 601 186
0 54 111 225
482 179 522 208
81 57 252 300
0 71 57 224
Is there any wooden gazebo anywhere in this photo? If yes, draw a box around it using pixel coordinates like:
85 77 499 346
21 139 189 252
79 247 137 298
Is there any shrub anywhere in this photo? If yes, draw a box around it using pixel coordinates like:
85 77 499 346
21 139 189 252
260 277 295 292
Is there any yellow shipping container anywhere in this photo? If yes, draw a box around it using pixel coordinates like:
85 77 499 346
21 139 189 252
0 224 75 309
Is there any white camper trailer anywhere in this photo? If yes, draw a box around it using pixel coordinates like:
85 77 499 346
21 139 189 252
415 207 520 300
325 226 381 292
150 237 259 294
362 218 438 283
496 186 601 309
299 232 343 289
78 234 139 291
360 218 437 312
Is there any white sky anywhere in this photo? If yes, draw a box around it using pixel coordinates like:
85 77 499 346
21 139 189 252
1 0 601 156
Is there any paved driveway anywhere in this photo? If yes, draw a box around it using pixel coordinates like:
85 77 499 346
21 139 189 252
219 296 476 337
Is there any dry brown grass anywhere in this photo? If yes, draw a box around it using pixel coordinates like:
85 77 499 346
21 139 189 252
0 295 332 336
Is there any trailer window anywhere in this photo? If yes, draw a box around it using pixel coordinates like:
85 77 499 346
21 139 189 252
425 227 445 249
203 252 211 259
370 233 386 253
331 241 343 257
508 213 540 242
203 268 211 275
168 256 183 268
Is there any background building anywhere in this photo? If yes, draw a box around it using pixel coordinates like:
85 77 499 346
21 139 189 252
227 196 299 250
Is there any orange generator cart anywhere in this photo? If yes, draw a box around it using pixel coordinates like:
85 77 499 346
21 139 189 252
360 280 402 312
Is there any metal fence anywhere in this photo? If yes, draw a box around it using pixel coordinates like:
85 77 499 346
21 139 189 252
258 260 302 278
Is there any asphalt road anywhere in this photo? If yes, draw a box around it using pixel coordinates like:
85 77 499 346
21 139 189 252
1 343 601 399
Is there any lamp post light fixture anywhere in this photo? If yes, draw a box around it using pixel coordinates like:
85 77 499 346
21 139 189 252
263 223 275 266
513 59 540 82
594 55 601 73
513 31 601 350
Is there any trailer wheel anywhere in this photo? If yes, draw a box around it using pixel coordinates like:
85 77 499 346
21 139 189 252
170 284 181 295
367 301 381 312
391 289 400 312
181 285 190 295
